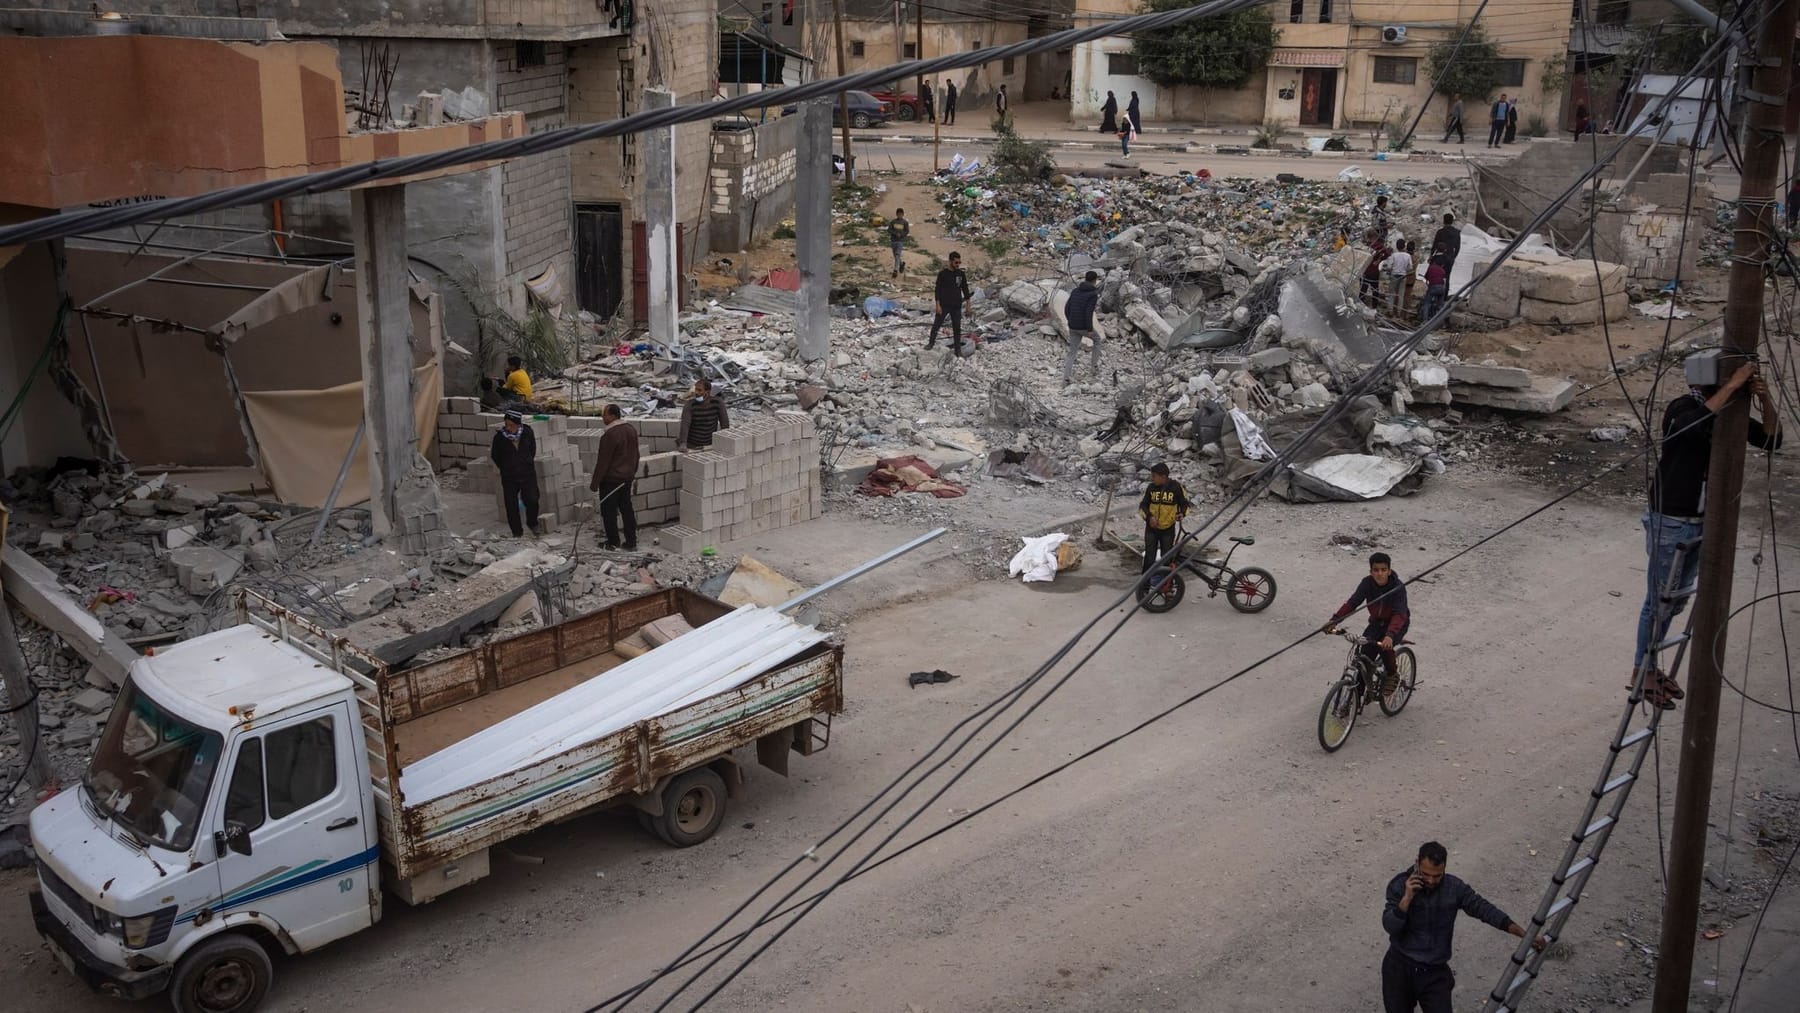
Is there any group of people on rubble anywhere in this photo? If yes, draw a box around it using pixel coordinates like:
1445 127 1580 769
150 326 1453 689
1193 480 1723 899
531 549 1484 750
1357 197 1466 324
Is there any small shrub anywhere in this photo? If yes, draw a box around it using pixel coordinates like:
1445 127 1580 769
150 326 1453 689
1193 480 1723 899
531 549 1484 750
990 121 1056 183
1526 114 1548 138
1252 120 1286 149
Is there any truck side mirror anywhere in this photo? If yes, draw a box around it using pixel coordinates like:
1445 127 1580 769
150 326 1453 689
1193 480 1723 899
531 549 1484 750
216 821 253 858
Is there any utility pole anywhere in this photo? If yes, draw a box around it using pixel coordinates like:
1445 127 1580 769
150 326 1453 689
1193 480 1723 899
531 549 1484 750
1651 4 1798 1011
831 0 855 184
915 0 924 101
893 0 903 95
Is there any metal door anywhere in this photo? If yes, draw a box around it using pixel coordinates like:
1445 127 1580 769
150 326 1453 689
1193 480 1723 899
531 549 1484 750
575 203 624 320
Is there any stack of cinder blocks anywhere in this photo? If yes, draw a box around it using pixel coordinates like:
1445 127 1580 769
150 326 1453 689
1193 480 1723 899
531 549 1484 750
661 412 821 553
433 397 494 468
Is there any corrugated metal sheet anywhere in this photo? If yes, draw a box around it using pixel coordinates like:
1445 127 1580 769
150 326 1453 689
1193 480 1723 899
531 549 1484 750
398 606 829 802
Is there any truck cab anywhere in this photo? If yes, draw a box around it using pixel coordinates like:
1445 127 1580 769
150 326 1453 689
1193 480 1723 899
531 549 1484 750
31 623 379 1013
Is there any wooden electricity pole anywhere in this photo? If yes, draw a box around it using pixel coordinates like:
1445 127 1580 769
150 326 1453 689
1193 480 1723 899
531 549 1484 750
1650 3 1798 1010
915 0 924 101
831 0 855 183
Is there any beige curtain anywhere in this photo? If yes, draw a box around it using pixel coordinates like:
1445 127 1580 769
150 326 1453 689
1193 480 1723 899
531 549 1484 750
241 363 441 507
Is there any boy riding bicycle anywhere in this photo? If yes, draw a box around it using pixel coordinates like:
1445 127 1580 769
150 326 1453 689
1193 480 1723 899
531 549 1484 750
1323 552 1410 696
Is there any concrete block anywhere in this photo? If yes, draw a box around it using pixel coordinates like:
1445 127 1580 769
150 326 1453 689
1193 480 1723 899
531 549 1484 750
713 430 751 456
169 545 244 594
72 687 113 714
1522 259 1625 304
1446 363 1531 389
1247 347 1292 372
1519 290 1629 326
1450 375 1578 414
1467 259 1523 319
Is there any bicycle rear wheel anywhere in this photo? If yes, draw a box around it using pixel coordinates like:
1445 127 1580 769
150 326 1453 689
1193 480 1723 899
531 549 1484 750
1137 566 1185 613
1317 678 1358 752
1379 648 1417 716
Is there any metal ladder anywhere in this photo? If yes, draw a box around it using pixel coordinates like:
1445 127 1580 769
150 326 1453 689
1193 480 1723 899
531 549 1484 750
1479 537 1700 1013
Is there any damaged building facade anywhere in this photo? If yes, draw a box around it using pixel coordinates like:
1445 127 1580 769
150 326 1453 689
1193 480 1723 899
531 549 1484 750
1070 0 1571 131
828 0 1072 109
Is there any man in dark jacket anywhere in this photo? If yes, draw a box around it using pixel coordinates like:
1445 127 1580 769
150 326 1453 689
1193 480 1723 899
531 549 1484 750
1431 213 1462 278
1380 841 1543 1013
677 377 730 451
921 80 935 123
1061 270 1103 384
490 408 540 538
588 403 641 551
1488 94 1509 147
943 81 957 125
1325 551 1410 696
1634 358 1781 706
929 252 973 353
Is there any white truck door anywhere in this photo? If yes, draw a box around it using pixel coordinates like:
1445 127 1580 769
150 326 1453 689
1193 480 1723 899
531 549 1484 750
211 702 376 950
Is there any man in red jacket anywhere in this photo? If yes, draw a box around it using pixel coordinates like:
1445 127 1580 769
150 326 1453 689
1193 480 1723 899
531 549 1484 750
588 404 641 551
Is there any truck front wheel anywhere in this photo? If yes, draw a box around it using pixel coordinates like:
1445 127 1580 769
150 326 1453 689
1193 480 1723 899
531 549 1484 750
655 767 727 847
170 933 272 1013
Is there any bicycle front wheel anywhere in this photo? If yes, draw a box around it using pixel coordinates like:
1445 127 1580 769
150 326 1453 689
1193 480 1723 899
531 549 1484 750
1317 679 1358 752
1226 566 1277 613
1137 566 1185 613
1379 648 1417 716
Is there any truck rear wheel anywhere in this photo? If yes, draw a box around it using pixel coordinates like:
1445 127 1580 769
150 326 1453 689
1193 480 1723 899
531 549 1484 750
655 767 727 847
170 933 272 1013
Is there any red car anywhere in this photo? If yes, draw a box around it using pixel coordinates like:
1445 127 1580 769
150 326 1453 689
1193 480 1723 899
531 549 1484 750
869 90 925 122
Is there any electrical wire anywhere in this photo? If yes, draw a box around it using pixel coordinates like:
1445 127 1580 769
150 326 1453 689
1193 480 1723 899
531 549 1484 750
597 18 1773 1007
589 393 1741 1011
0 0 1280 249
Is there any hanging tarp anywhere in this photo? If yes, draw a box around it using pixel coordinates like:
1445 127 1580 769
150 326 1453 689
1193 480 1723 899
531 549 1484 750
240 362 441 507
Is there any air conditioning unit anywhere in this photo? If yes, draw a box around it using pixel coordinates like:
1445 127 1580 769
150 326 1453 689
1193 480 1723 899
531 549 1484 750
1382 26 1408 44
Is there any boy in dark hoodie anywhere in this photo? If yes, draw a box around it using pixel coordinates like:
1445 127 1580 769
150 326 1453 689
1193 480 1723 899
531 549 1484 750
1324 551 1410 695
1137 463 1189 574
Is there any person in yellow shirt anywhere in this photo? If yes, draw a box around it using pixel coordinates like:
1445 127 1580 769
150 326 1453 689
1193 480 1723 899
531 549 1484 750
1137 462 1190 574
501 355 533 403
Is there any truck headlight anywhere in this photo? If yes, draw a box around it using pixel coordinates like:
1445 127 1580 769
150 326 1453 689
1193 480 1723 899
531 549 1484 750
106 906 176 948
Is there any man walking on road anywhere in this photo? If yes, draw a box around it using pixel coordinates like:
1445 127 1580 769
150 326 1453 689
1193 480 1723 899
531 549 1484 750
993 84 1009 129
888 208 910 278
1488 93 1509 148
921 80 935 123
1381 841 1545 1013
490 409 540 539
943 81 958 125
929 252 973 354
588 403 640 551
1061 270 1102 385
1442 98 1464 143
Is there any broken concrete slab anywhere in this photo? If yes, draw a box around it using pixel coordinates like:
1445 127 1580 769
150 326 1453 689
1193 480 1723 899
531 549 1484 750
1246 347 1292 372
1450 375 1578 413
166 545 244 594
1520 290 1630 326
1467 260 1524 319
335 578 397 620
1446 363 1532 388
339 562 573 665
71 687 112 714
119 499 157 518
1526 259 1625 303
164 525 199 549
1 547 139 688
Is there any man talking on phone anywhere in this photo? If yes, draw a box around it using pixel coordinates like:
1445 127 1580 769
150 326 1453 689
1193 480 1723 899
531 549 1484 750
1381 841 1545 1012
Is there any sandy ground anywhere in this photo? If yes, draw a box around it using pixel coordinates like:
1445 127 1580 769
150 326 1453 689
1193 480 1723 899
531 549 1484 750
6 459 1798 1013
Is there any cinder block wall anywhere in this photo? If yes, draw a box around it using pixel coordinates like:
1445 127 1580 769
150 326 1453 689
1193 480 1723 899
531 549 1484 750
708 116 802 253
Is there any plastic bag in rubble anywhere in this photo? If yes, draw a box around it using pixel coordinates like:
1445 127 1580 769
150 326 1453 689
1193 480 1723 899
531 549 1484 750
1337 166 1364 180
1009 532 1071 583
947 153 966 174
1230 408 1276 461
862 296 898 319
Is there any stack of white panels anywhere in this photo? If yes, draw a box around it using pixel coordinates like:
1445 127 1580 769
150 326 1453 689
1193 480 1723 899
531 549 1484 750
400 606 829 802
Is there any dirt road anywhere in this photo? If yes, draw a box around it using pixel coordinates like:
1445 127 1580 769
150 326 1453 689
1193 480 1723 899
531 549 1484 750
6 462 1796 1012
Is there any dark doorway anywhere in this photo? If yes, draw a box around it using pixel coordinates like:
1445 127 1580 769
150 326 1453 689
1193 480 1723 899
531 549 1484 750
1300 68 1337 127
574 203 624 320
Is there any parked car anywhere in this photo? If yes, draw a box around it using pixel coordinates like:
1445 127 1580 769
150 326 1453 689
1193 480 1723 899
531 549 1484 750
783 90 892 129
869 90 924 122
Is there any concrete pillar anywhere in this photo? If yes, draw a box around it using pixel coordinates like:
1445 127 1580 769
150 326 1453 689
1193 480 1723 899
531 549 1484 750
350 185 420 540
644 87 679 349
795 99 833 363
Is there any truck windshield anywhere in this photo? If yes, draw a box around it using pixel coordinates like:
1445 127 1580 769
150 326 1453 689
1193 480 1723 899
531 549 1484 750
82 679 222 852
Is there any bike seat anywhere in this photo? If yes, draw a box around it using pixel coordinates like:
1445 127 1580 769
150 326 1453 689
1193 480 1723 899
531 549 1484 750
1230 535 1255 546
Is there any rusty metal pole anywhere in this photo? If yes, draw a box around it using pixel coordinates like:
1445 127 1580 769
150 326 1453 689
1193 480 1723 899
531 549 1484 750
831 0 855 184
1650 4 1798 1011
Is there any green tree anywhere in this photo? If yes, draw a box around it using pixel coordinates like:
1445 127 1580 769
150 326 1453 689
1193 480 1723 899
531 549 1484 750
1132 1 1278 90
1425 23 1502 100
